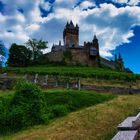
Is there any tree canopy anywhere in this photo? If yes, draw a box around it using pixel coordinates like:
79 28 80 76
7 43 31 67
26 39 48 61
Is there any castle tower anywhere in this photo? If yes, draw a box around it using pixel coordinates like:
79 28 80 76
92 35 99 52
63 20 79 47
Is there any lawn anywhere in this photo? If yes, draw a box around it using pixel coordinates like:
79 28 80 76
0 94 140 140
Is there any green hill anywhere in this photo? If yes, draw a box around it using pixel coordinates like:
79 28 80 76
1 94 140 140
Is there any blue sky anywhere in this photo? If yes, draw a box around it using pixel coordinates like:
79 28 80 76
0 0 140 73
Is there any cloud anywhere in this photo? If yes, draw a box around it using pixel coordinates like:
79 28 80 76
78 0 96 10
81 3 140 56
112 0 140 5
0 0 140 58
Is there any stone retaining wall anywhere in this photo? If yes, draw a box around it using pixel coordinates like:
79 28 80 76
0 77 17 90
1 76 140 94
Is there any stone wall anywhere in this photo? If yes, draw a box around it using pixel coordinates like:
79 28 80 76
47 50 64 62
46 48 98 66
0 77 17 90
100 57 116 69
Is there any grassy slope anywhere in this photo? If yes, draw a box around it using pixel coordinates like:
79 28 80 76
0 91 14 97
1 94 140 140
2 66 138 81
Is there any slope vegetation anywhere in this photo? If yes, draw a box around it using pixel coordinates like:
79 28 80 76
1 94 140 140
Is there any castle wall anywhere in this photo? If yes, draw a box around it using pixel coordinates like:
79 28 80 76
100 57 116 69
47 51 64 62
46 48 99 66
69 48 98 66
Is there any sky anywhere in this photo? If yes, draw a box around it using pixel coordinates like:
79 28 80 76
0 0 140 73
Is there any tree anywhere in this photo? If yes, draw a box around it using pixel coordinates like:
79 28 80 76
26 39 48 61
7 43 31 67
0 42 5 67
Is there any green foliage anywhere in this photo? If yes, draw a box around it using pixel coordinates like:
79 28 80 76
12 81 46 126
7 43 31 67
0 85 114 135
0 81 46 134
48 105 69 118
26 39 48 61
3 66 139 82
0 95 14 134
44 90 114 111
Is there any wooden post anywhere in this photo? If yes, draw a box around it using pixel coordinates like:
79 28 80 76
78 78 81 90
34 74 38 84
45 75 48 85
67 82 69 89
24 74 28 80
56 81 58 87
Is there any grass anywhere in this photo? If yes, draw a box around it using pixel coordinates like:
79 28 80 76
2 66 139 82
0 91 14 97
44 90 114 111
0 88 114 136
0 94 140 140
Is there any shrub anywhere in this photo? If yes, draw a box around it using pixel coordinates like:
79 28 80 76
48 105 69 119
0 87 114 135
11 81 46 127
0 81 47 134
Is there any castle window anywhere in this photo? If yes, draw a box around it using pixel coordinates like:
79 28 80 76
90 48 97 56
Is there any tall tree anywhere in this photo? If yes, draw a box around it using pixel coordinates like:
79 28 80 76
7 43 31 67
26 39 48 61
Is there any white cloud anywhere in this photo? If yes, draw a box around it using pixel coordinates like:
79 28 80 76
128 0 140 5
113 0 128 4
112 0 140 5
79 0 96 10
0 0 140 58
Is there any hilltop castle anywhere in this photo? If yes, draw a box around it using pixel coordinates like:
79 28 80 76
46 21 125 71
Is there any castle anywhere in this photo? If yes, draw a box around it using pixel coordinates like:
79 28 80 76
46 20 125 71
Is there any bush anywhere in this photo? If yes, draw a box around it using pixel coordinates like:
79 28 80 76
0 81 47 134
48 105 69 119
11 81 46 127
0 86 114 135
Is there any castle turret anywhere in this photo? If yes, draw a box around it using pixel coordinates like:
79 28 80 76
93 35 99 50
63 20 79 47
115 53 124 71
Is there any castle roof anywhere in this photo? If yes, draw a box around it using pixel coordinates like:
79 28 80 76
70 20 74 28
65 20 79 29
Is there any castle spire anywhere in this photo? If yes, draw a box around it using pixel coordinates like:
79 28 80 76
93 34 98 42
94 35 97 40
70 20 74 28
76 23 79 28
118 53 122 60
66 21 69 28
115 54 117 62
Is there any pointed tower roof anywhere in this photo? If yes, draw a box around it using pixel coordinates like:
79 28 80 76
114 54 117 62
93 35 98 43
118 53 122 59
93 35 97 40
70 20 74 28
76 24 79 28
